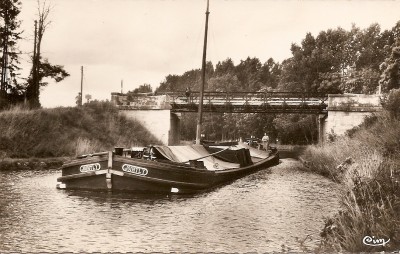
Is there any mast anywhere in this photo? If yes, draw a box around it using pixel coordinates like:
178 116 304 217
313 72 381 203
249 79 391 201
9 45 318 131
195 0 210 145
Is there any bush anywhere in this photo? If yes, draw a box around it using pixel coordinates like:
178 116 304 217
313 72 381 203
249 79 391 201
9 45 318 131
382 88 400 119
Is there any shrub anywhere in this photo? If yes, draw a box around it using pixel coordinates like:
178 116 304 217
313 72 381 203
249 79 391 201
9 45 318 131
382 88 400 119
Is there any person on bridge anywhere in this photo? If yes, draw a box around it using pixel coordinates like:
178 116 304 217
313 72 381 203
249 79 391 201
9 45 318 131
262 133 269 150
185 87 191 102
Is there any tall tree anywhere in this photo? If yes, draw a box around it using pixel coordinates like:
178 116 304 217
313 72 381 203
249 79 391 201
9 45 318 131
379 22 400 92
380 41 400 92
259 58 281 90
26 0 69 108
235 57 263 91
214 58 235 76
0 0 22 108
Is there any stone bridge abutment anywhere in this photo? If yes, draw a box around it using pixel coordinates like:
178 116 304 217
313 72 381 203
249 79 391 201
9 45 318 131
119 109 181 145
319 94 382 143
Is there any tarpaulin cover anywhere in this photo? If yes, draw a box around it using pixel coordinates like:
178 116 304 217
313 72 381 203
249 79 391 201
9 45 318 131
154 145 240 171
235 142 270 159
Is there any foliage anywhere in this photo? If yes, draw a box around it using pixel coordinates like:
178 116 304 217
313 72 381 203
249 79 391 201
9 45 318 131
341 68 380 94
382 88 400 119
0 0 22 109
379 22 400 92
25 1 69 108
75 92 81 106
277 23 394 94
154 20 400 144
84 94 92 103
130 83 153 94
273 114 318 145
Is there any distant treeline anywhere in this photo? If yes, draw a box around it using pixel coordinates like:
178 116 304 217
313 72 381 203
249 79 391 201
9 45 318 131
153 22 400 143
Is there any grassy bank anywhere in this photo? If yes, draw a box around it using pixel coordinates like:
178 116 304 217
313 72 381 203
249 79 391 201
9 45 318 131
301 111 400 252
0 101 160 162
0 157 68 171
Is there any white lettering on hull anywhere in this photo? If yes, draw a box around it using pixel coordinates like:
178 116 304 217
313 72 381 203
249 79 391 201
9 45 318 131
122 164 148 176
80 163 101 172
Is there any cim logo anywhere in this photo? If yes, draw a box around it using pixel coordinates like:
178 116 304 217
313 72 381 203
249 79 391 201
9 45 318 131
122 164 148 176
363 235 390 247
79 163 101 173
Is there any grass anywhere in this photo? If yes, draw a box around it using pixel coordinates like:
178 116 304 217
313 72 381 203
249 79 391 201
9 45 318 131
0 101 161 159
301 111 400 252
0 157 67 171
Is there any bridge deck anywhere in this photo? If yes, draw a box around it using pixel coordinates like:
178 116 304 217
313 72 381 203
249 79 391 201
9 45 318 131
114 91 328 114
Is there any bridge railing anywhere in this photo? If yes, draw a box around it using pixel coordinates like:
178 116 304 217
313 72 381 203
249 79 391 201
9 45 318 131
116 91 328 113
162 91 327 106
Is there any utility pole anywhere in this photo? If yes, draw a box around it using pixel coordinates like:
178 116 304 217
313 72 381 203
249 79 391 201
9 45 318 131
80 66 83 106
32 20 38 105
121 79 123 94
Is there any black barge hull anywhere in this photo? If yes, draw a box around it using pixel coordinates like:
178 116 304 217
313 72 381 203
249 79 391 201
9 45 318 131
57 150 279 194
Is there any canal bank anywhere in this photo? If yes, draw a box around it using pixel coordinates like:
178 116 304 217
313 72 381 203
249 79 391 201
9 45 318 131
0 158 339 252
0 157 67 171
0 103 161 160
299 111 400 252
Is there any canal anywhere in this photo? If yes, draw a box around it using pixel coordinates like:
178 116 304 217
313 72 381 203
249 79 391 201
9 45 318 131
0 159 339 252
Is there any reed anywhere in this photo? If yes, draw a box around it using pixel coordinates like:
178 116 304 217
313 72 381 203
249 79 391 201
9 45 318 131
302 111 400 252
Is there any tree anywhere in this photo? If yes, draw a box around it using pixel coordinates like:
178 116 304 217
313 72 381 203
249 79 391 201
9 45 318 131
235 57 262 91
85 94 92 103
259 58 281 89
0 0 22 108
132 83 152 94
75 92 81 106
379 22 400 92
26 0 69 108
379 44 400 92
382 88 400 118
341 67 380 94
215 58 235 76
207 73 240 92
273 114 318 144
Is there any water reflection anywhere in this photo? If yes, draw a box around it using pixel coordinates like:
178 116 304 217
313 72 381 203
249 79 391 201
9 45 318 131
0 159 339 252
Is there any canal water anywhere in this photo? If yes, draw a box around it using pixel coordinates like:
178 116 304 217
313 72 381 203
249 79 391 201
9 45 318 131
0 159 339 253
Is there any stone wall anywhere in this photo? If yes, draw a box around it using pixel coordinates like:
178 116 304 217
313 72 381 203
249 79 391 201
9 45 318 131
119 110 180 145
325 111 374 136
325 94 382 138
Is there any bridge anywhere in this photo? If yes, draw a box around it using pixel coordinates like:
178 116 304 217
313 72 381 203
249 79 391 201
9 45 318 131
114 91 328 114
111 92 382 145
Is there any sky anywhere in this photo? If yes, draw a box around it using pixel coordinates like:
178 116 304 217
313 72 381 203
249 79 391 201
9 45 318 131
17 0 400 108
